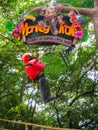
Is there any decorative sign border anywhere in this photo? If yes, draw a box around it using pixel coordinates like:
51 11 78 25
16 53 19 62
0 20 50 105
26 36 72 46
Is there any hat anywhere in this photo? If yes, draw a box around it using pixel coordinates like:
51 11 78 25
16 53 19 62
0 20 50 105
22 53 32 63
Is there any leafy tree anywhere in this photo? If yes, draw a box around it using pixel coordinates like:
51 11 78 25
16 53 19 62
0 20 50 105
0 0 98 130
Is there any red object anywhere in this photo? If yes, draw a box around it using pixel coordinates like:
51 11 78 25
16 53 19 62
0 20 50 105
22 53 31 63
12 25 21 38
25 59 45 80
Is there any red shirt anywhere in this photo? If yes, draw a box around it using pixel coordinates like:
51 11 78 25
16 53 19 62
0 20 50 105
25 59 45 80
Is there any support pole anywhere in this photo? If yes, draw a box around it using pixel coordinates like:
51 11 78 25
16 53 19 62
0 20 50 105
25 125 29 130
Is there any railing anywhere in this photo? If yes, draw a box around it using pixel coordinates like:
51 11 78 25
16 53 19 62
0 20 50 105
0 118 80 130
0 128 10 130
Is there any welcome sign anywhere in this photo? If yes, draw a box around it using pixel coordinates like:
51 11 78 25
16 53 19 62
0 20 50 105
13 4 83 47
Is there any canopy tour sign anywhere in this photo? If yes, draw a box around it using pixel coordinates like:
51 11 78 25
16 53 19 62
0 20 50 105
13 3 84 47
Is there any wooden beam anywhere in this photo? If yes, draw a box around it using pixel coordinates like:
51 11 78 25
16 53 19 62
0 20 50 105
0 118 80 130
0 128 10 130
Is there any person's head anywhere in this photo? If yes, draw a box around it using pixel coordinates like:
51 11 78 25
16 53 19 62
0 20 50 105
22 53 33 63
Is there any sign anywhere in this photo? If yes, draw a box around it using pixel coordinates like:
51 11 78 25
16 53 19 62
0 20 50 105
13 4 83 47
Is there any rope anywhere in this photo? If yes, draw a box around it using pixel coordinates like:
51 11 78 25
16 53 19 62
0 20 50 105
0 118 80 130
60 50 69 67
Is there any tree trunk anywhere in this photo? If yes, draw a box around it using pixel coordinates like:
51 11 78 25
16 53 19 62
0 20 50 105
92 0 98 48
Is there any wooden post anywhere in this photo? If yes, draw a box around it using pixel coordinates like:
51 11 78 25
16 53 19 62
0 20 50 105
25 125 29 130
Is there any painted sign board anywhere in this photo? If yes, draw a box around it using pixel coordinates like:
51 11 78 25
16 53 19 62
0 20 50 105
13 4 83 47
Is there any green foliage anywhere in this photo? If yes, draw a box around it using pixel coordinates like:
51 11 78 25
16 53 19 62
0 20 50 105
57 0 94 8
42 47 66 79
0 0 98 130
4 22 15 32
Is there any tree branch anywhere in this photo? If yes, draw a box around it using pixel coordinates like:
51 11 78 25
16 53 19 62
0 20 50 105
69 90 98 106
80 119 94 128
0 33 16 44
61 7 93 18
0 91 18 100
54 102 62 128
94 0 98 7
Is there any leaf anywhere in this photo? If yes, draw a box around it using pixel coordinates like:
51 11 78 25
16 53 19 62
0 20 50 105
4 22 15 32
82 32 89 42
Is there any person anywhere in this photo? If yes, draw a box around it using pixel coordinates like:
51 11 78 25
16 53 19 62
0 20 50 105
22 53 45 80
22 53 59 103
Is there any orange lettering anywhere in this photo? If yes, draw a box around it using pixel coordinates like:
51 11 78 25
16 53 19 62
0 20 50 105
26 25 38 36
20 22 75 37
59 23 75 36
38 26 50 34
59 23 65 34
